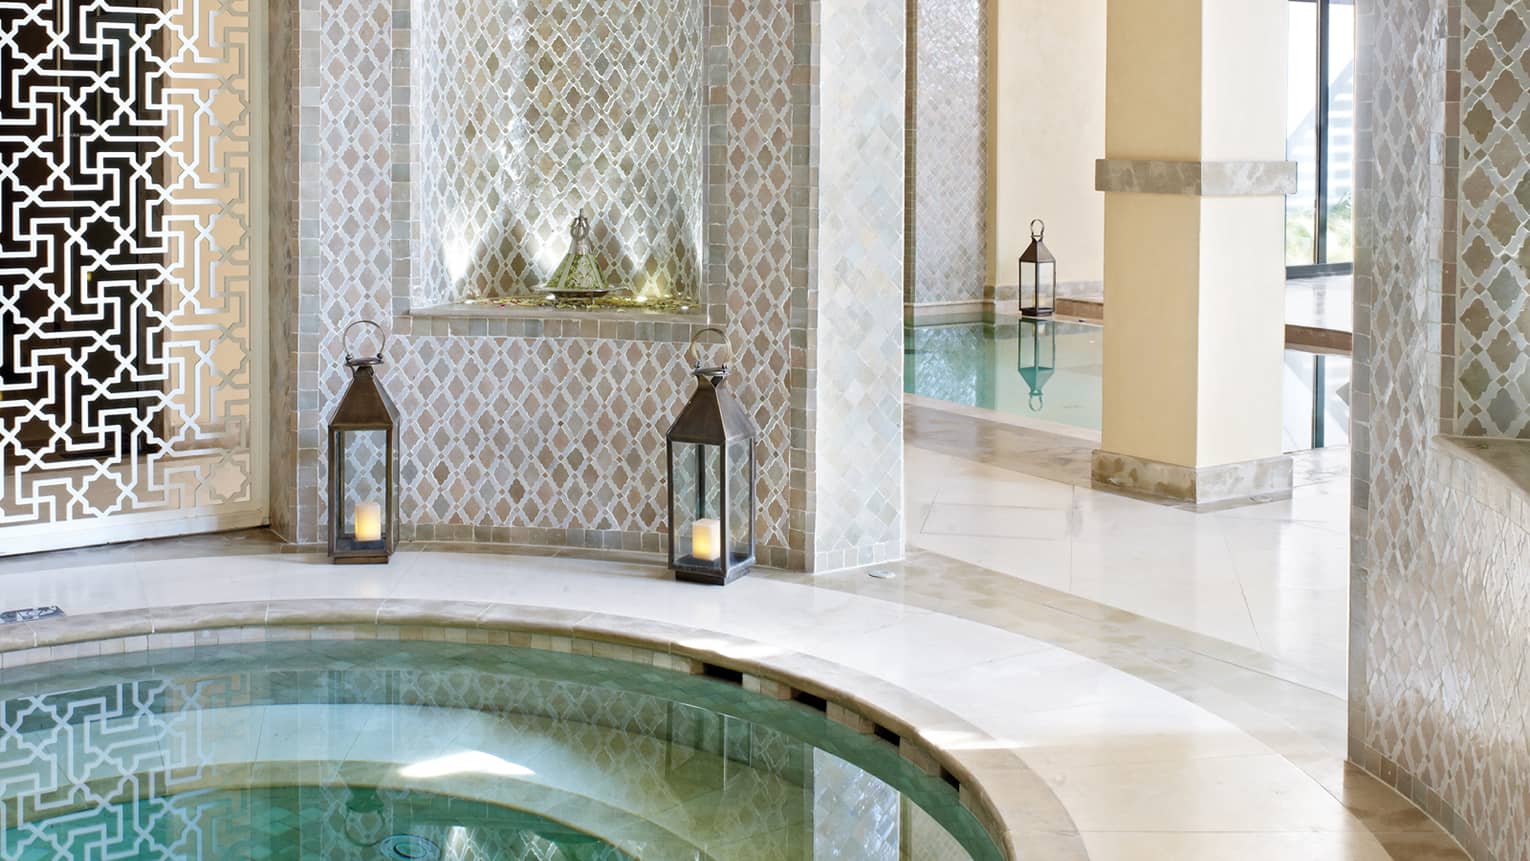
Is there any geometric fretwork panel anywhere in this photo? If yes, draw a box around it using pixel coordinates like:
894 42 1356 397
0 1 257 533
412 0 705 306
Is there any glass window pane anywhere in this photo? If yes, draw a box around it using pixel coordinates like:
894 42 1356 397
1325 2 1356 264
1286 1 1320 267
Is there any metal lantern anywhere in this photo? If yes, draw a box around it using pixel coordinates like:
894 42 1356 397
665 327 757 586
1017 318 1057 412
1018 219 1056 318
327 320 400 564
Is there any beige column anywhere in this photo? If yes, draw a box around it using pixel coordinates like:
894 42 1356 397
1090 0 1297 504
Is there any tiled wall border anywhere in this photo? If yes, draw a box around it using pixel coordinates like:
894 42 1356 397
0 600 1093 861
789 0 821 568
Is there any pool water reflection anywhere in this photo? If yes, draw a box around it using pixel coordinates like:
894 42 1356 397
905 315 1350 451
0 639 997 861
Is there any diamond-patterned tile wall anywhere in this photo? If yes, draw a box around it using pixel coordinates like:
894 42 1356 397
906 0 987 306
411 0 705 307
269 0 905 570
1455 0 1530 436
1352 0 1530 859
811 0 907 570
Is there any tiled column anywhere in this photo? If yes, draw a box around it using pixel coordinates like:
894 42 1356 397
800 0 908 570
1090 0 1297 504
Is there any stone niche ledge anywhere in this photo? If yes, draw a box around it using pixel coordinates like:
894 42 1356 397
1435 435 1530 518
398 302 715 344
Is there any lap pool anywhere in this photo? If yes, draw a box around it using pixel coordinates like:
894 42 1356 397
905 315 1350 451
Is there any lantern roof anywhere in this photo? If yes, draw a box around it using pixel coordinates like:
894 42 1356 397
667 369 756 444
1020 218 1055 264
1020 235 1055 264
330 363 400 430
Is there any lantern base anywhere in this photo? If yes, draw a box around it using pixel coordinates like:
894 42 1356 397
1019 305 1055 318
331 536 391 565
331 554 391 565
673 553 753 586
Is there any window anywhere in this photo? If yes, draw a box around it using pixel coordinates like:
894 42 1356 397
1286 0 1355 276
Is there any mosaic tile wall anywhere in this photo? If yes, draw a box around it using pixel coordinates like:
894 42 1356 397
905 0 988 306
810 0 908 569
411 0 705 307
271 0 907 571
1351 0 1530 858
1454 0 1530 436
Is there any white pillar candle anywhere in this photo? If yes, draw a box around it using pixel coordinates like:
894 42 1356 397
354 500 383 543
691 518 721 562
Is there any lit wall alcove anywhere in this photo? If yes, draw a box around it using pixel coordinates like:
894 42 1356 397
404 0 713 314
269 0 909 571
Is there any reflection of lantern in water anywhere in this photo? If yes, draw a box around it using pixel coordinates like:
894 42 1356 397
1017 319 1057 412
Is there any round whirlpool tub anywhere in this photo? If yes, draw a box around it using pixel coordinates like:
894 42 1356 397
0 635 1003 860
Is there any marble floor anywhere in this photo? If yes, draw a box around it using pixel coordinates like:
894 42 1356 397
904 403 1352 696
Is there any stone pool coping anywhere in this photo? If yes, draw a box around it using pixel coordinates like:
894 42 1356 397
0 598 1088 861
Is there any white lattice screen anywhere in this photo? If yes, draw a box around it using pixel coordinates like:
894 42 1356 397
0 0 265 554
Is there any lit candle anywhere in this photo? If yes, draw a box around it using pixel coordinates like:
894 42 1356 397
691 518 721 562
354 500 383 543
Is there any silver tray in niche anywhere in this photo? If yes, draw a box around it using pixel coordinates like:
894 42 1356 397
543 287 617 300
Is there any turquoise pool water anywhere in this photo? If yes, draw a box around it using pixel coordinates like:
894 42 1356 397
0 640 997 861
906 315 1351 450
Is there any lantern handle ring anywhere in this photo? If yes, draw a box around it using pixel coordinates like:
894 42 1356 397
686 326 733 371
1030 219 1046 241
343 319 388 367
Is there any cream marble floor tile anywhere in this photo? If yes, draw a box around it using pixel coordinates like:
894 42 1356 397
910 533 1073 592
922 502 1070 540
933 466 1076 511
0 561 152 613
961 696 1275 780
1046 753 1368 833
790 611 1052 683
1067 557 1261 651
905 439 1352 679
1080 831 1394 861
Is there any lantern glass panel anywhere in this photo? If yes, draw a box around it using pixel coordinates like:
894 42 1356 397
1021 260 1056 314
671 441 723 567
338 429 390 549
726 439 754 564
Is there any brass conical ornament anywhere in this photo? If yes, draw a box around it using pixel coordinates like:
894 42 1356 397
544 213 611 298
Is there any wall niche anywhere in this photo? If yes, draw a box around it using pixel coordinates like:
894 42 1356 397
411 0 706 310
